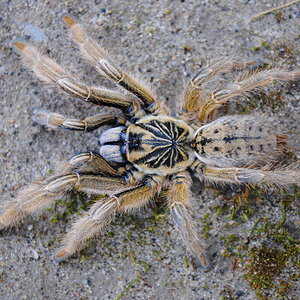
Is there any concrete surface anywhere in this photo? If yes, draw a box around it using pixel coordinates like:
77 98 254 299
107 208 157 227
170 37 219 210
0 1 299 299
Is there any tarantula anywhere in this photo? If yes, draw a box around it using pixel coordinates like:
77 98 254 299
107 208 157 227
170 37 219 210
1 15 299 266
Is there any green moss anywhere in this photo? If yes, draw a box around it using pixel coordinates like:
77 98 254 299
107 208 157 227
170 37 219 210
212 184 299 298
261 40 270 49
273 40 297 64
49 190 92 224
138 260 152 272
243 206 299 299
146 26 153 34
183 256 189 268
223 234 239 247
202 212 211 239
131 17 142 27
163 9 171 16
212 203 227 216
178 278 184 288
244 246 286 289
220 286 236 299
211 188 256 225
229 206 237 220
220 233 240 258
243 235 299 299
183 44 192 54
0 271 4 282
113 278 139 300
275 11 282 22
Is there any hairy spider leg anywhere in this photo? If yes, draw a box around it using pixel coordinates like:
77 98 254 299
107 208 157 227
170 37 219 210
13 40 139 113
0 153 128 229
167 171 208 266
194 163 300 187
55 180 159 261
182 59 255 121
198 68 300 123
62 14 169 115
32 110 126 132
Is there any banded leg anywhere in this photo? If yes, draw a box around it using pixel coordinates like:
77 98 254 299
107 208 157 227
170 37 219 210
55 181 159 261
33 110 126 131
13 41 138 112
198 68 300 123
62 15 168 114
167 172 208 266
182 60 254 121
0 154 127 229
57 152 121 175
194 163 300 187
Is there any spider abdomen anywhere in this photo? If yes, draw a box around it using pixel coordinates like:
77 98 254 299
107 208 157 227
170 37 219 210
193 115 280 167
126 116 195 175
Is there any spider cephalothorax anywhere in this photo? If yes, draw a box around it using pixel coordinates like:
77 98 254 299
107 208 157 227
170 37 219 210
1 15 299 266
100 115 195 175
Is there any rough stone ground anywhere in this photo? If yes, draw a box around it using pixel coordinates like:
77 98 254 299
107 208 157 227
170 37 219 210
0 1 299 299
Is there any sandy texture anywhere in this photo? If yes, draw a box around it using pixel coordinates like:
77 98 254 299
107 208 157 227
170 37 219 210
1 1 299 299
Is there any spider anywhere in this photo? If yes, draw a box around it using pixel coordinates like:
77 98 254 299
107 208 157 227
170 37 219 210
1 15 299 266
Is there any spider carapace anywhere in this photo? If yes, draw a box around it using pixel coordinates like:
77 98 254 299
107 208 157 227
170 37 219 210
1 14 299 267
100 115 195 175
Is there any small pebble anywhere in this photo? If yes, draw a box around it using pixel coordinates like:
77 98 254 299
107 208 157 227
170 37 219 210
31 248 39 260
162 257 172 265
